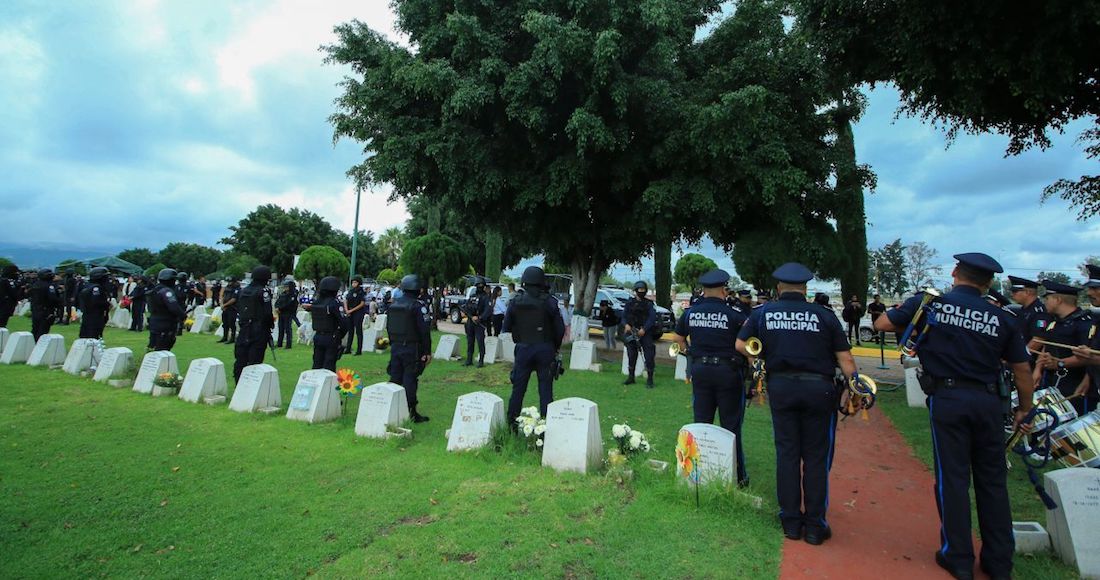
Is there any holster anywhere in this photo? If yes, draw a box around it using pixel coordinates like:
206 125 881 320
917 371 937 396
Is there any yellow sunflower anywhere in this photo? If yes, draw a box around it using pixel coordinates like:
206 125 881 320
675 429 700 479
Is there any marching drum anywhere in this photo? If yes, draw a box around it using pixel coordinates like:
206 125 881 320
1050 410 1100 468
1030 388 1078 432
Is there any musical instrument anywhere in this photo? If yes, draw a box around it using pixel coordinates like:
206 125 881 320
1031 338 1100 356
1050 410 1100 468
744 338 766 404
669 342 681 357
840 373 878 420
897 288 941 357
1005 390 1079 452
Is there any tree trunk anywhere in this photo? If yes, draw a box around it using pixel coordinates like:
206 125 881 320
835 116 869 305
570 253 605 316
484 231 502 281
653 239 672 309
426 202 441 234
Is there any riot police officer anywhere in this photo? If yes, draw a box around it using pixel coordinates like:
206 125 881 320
386 275 433 422
875 253 1034 579
147 268 186 351
344 276 367 355
464 276 492 367
193 276 208 306
218 277 240 344
1033 280 1093 415
622 281 657 387
233 266 274 382
78 267 111 339
29 269 61 340
129 277 148 332
674 269 750 486
737 263 857 546
175 272 192 335
502 267 565 425
275 280 298 349
306 276 348 371
61 268 77 325
211 279 223 307
0 264 22 328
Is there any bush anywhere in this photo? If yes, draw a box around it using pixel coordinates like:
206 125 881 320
145 263 169 278
294 245 350 283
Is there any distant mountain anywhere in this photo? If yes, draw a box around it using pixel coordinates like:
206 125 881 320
0 246 123 269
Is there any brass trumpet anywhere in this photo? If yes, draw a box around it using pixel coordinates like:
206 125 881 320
898 288 941 357
745 337 763 357
744 337 767 404
669 342 682 357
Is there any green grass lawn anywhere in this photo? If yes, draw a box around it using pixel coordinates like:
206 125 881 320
0 317 782 579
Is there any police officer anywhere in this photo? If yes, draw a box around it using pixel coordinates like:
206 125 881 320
193 276 208 306
77 267 111 339
736 263 856 546
875 253 1034 579
1006 275 1046 349
147 268 186 351
29 269 62 340
129 277 148 332
1033 279 1093 416
622 280 657 387
464 276 492 367
218 277 240 344
175 272 192 335
211 279 223 307
61 268 77 325
275 280 298 349
726 288 752 316
305 276 348 371
0 264 22 328
386 275 433 422
502 266 565 425
755 289 771 306
1071 264 1100 413
674 269 750 487
233 266 274 382
343 276 367 355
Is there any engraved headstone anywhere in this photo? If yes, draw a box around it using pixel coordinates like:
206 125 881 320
28 334 66 367
298 320 315 345
355 382 410 438
211 306 222 319
500 333 516 362
542 397 603 474
0 327 7 353
373 314 387 331
286 369 341 424
621 348 645 376
483 336 501 364
570 314 589 342
229 364 282 413
192 305 207 318
569 340 596 371
189 313 212 334
363 328 379 353
298 310 311 324
1046 468 1100 577
905 366 925 408
214 323 225 340
674 354 688 381
447 391 505 451
677 423 737 486
434 334 460 360
93 347 133 383
63 338 97 375
0 331 34 364
133 351 179 395
179 358 228 404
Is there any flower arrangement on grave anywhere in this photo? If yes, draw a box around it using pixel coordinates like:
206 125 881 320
676 428 702 506
152 372 183 391
609 423 651 466
210 317 221 332
335 368 362 397
516 406 547 451
184 318 195 331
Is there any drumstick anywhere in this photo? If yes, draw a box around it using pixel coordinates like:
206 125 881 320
1032 339 1100 356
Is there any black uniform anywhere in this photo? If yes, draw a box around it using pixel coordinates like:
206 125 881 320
676 296 750 485
885 284 1029 577
29 278 61 340
129 281 147 332
220 284 240 343
211 281 223 306
464 287 492 365
233 280 273 382
61 274 77 324
502 287 565 423
344 284 367 355
623 296 657 381
275 286 299 349
310 295 347 371
738 290 848 539
0 271 22 328
175 280 193 335
147 283 185 351
386 294 433 416
1036 307 1093 415
77 281 110 339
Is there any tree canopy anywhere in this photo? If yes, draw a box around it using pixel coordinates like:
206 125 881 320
144 262 168 278
221 204 344 275
869 239 906 297
400 232 465 289
673 253 718 287
157 242 222 277
117 248 159 270
294 245 350 282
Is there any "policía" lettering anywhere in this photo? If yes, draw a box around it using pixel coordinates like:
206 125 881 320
689 311 729 329
764 311 820 332
931 303 1001 337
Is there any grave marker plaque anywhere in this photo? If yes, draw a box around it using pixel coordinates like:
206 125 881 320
28 334 66 367
434 335 460 360
1045 468 1100 577
133 351 179 395
179 358 228 403
229 364 281 413
63 339 97 375
286 370 341 424
677 423 737 487
1 331 34 364
355 382 410 438
447 391 505 451
542 397 603 474
93 347 133 383
569 340 595 371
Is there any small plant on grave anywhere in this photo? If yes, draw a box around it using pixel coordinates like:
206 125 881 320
609 423 651 467
515 407 546 452
209 317 221 332
183 318 195 331
152 372 183 391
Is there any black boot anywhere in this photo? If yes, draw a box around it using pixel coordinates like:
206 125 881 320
646 372 654 388
477 356 484 368
411 406 430 423
623 374 635 385
463 359 473 367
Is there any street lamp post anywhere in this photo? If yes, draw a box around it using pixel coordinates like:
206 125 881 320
350 187 362 285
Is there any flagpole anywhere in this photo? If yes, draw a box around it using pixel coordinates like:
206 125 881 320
350 187 362 285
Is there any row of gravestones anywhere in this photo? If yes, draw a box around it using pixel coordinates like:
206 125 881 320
432 334 670 377
295 312 387 348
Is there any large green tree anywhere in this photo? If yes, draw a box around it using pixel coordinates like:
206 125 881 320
673 253 718 287
332 230 385 279
294 245 351 282
221 205 345 274
869 239 906 297
157 243 222 277
401 232 466 319
403 197 529 277
376 227 405 270
117 248 159 270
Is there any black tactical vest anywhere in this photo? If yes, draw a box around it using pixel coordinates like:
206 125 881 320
626 298 648 327
148 285 173 317
386 298 419 342
511 292 552 344
312 297 337 333
237 284 263 325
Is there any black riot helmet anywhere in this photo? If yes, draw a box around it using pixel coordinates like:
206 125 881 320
633 281 648 293
158 268 177 283
318 276 340 294
474 276 486 288
283 280 296 288
520 266 546 288
224 276 235 284
89 267 109 282
400 274 421 292
177 272 188 281
251 266 272 284
38 268 55 281
2 265 17 278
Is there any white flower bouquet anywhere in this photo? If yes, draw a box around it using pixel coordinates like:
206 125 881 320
611 423 651 459
515 406 547 451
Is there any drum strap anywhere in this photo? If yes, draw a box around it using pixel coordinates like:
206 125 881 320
1007 407 1060 510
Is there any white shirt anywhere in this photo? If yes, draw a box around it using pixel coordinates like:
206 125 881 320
493 296 507 315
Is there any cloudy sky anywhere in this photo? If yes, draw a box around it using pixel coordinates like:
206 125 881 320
1 1 1095 285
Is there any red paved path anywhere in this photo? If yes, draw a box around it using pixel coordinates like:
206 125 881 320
779 407 962 579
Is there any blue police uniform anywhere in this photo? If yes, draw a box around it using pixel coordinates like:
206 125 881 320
502 285 565 423
344 281 367 355
220 283 240 343
233 272 274 382
465 282 492 366
676 269 750 485
885 253 1029 578
1035 280 1094 415
310 290 347 372
1007 276 1046 347
623 286 658 386
1083 267 1100 412
738 263 848 541
77 278 110 339
386 292 433 421
148 282 185 351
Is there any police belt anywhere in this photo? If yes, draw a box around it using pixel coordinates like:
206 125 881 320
693 356 743 367
931 377 997 393
388 339 420 347
770 371 831 382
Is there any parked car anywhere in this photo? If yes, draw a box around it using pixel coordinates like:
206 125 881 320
446 283 515 324
585 287 676 339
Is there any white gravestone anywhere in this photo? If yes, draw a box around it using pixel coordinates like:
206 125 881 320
363 328 379 353
905 366 926 408
230 364 281 412
483 336 502 364
1 331 34 364
286 369 341 424
621 348 645 376
1046 468 1100 577
111 307 132 329
133 351 179 395
28 334 66 367
189 313 212 334
447 391 505 451
569 340 596 371
675 354 688 381
93 347 133 383
0 327 9 353
355 382 410 438
15 301 31 317
192 305 207 318
211 306 222 319
63 339 97 375
500 333 516 362
298 310 310 324
571 314 589 342
678 423 737 486
298 320 315 345
542 397 603 474
179 358 228 404
434 334 460 360
373 314 387 331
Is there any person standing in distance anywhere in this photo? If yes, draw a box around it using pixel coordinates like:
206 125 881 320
305 276 348 372
464 276 492 367
147 268 186 351
275 280 298 350
673 269 751 487
736 263 857 546
343 276 367 355
0 264 22 328
78 267 111 339
386 275 433 422
875 253 1034 580
502 267 565 424
233 266 274 382
29 269 62 340
622 281 657 387
218 277 240 344
174 272 191 335
210 278 222 307
129 276 148 332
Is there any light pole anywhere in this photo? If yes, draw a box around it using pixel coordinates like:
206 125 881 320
349 187 362 285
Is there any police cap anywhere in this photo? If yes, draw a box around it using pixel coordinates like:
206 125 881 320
158 268 177 282
985 289 1010 307
953 253 1003 275
756 289 772 299
1042 280 1082 297
474 276 486 287
251 266 272 283
399 274 421 292
89 267 109 281
521 266 546 287
772 262 814 284
737 289 752 297
1084 264 1100 289
698 269 730 289
1007 275 1040 291
633 280 648 292
318 276 340 293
